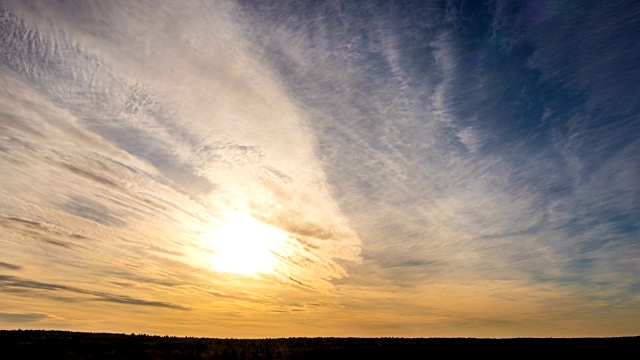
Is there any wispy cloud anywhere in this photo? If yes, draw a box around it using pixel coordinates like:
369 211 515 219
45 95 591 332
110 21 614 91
0 275 188 310
0 262 21 270
0 312 50 323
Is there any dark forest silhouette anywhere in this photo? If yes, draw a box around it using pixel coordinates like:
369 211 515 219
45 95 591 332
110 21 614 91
1 330 638 358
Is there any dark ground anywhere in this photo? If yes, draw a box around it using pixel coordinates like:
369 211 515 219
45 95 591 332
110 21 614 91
1 330 638 359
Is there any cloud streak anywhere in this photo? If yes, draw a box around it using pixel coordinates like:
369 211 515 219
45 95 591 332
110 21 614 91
0 312 50 323
0 275 188 310
0 262 21 270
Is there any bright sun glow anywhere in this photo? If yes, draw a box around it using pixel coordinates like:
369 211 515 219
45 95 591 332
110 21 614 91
206 212 287 275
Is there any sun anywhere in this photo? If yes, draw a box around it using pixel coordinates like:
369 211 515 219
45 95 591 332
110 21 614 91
206 212 287 275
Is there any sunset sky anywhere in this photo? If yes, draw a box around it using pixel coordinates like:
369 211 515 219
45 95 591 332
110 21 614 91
1 0 639 338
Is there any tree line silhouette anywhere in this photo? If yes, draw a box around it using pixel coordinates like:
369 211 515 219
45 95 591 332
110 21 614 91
1 330 638 359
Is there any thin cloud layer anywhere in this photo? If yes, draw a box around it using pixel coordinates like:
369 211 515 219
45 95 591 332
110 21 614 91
1 0 639 337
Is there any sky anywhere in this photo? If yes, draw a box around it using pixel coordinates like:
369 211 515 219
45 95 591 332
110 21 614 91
0 0 639 338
